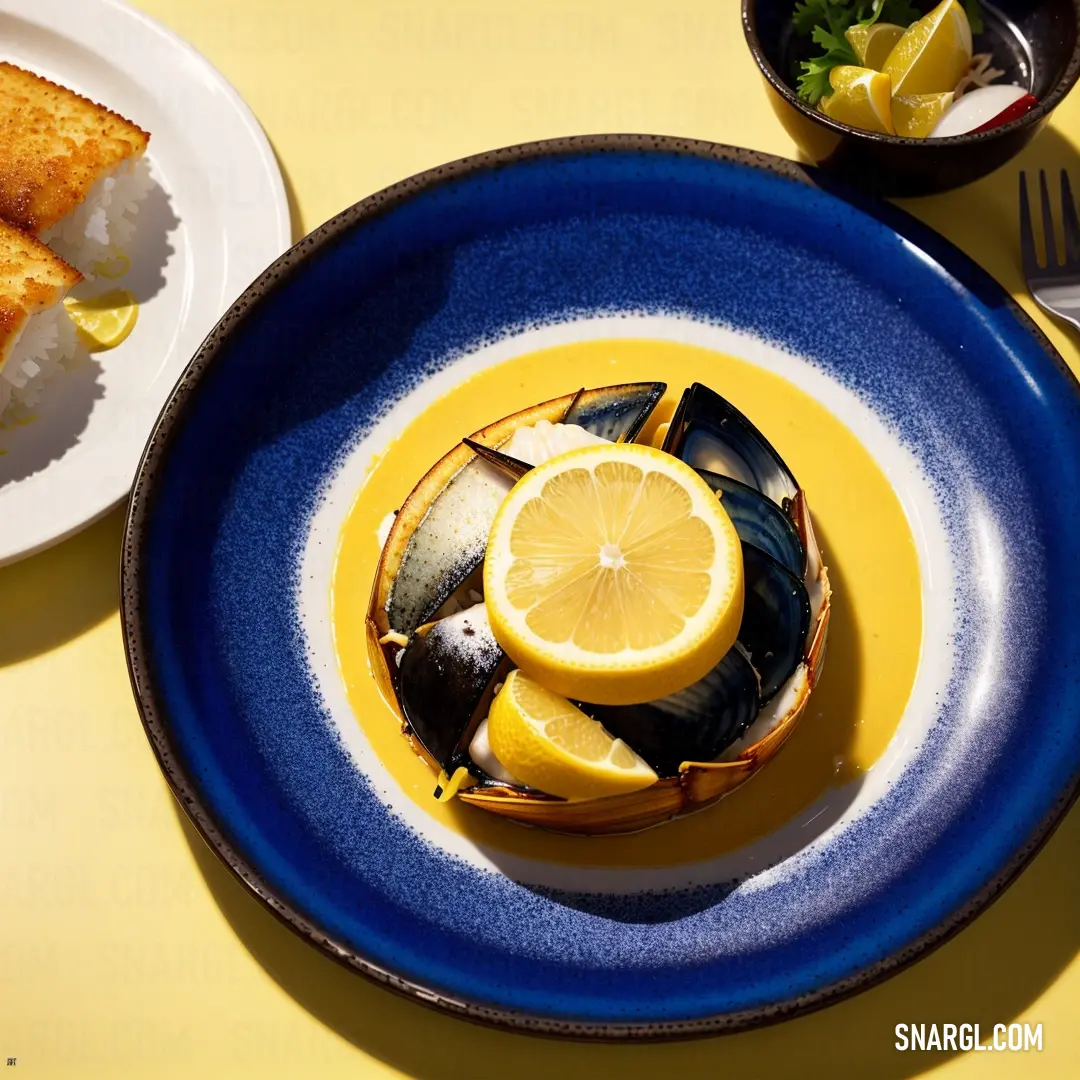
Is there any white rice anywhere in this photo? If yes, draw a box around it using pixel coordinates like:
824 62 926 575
0 305 79 420
40 155 154 277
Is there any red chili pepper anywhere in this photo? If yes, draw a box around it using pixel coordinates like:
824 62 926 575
973 94 1039 133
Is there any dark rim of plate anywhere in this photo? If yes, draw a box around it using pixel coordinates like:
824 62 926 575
741 0 1080 147
121 134 1080 1042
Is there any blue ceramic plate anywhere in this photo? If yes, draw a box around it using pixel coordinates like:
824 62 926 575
122 136 1080 1038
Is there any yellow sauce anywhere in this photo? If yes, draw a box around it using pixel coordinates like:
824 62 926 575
331 339 923 867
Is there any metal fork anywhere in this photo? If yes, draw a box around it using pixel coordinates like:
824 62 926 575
1020 169 1080 332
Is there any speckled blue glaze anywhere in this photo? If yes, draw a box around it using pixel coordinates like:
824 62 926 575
131 143 1080 1032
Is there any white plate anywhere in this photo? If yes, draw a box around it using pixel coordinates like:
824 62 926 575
0 0 291 565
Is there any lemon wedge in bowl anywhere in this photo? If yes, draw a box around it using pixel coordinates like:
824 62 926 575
487 670 658 800
893 92 955 138
883 0 972 97
819 66 895 135
845 22 905 71
483 441 744 706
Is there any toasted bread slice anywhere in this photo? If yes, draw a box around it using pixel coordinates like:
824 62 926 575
0 220 82 372
0 63 150 235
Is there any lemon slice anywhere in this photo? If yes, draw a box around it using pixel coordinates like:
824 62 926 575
483 442 744 705
487 670 658 800
64 289 138 351
882 0 972 97
845 22 906 71
893 92 955 137
819 66 895 135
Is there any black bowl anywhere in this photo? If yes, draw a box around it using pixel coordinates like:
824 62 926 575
744 0 1080 196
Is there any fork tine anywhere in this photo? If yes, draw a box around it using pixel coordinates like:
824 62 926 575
1060 170 1080 266
1019 171 1042 277
1039 168 1059 268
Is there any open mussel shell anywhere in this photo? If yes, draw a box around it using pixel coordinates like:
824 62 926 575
397 606 507 771
663 382 799 508
698 469 805 578
582 542 809 777
740 543 811 703
373 382 665 637
368 382 831 835
368 384 665 787
790 490 832 688
462 439 531 481
562 382 667 442
588 646 759 777
376 399 566 638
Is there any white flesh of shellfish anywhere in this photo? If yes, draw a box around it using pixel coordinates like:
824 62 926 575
720 663 809 760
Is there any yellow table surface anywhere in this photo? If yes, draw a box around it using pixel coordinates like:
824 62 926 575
4 1 1080 1076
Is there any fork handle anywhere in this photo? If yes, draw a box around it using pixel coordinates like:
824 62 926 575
1033 295 1080 335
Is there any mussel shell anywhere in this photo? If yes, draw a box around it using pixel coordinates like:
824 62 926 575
740 543 811 703
387 460 512 635
382 383 665 635
563 382 666 442
698 469 805 578
369 381 829 834
663 383 798 507
587 645 759 776
462 438 531 480
397 607 505 769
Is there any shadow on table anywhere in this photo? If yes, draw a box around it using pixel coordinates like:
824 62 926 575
0 507 123 666
178 783 1080 1080
790 126 1080 321
893 126 1080 304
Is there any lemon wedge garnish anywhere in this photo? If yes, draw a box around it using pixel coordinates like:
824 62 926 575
819 66 895 135
64 289 138 351
882 0 973 97
845 22 906 71
487 670 658 800
893 92 955 137
483 442 744 706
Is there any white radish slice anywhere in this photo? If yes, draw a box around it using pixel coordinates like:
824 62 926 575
929 84 1032 138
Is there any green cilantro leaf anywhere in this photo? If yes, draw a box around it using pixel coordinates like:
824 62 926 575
965 0 984 34
872 1 922 27
797 56 839 105
791 0 928 105
797 24 860 103
793 0 832 36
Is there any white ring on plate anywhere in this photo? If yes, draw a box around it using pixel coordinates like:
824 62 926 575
299 313 957 894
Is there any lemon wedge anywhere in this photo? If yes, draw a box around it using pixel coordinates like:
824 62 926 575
893 92 955 137
487 670 658 800
882 0 972 97
64 289 138 351
819 66 895 135
845 22 906 71
483 442 744 706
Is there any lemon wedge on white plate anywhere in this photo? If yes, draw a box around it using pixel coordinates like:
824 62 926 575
64 289 139 351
